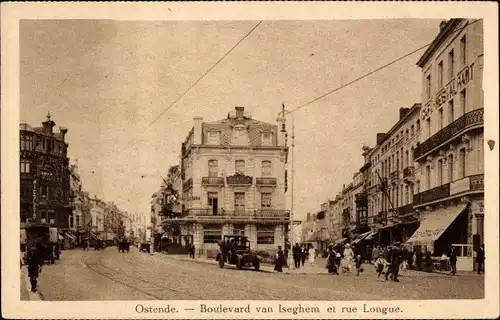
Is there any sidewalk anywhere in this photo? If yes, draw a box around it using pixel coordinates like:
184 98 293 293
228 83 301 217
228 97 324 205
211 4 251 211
20 266 41 301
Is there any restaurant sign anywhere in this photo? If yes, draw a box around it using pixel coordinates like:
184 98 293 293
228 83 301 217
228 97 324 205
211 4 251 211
435 63 474 108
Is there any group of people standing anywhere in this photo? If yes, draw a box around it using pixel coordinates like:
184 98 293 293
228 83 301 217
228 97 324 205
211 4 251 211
273 243 316 272
326 243 363 276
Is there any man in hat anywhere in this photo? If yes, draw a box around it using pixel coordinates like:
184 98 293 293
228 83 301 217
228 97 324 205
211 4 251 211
389 242 402 282
26 243 43 292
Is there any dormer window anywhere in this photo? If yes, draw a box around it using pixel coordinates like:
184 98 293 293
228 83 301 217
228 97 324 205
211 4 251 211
207 130 220 145
261 132 273 146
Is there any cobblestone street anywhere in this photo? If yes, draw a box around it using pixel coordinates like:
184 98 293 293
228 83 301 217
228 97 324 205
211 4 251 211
22 247 484 301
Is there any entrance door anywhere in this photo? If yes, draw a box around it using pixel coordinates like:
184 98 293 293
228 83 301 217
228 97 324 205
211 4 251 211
208 192 218 216
452 244 474 271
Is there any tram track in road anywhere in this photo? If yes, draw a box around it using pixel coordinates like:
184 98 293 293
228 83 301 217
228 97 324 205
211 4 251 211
83 252 204 300
120 250 283 300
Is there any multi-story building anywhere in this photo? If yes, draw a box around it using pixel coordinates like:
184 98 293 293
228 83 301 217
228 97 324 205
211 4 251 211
89 196 105 234
327 194 344 241
364 104 422 245
69 162 83 231
408 19 483 269
341 182 354 240
20 114 71 229
163 106 290 257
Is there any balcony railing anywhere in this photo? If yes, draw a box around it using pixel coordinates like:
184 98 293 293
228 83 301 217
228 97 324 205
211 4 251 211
415 108 483 160
470 174 484 191
390 171 399 184
201 177 224 186
180 208 289 219
403 166 414 178
256 177 277 186
413 183 450 206
226 174 253 186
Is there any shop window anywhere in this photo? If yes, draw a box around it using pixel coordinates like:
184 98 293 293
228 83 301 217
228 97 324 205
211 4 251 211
257 226 275 244
203 225 222 244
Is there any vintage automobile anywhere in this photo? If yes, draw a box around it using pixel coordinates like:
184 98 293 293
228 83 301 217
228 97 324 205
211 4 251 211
118 239 130 253
216 235 261 271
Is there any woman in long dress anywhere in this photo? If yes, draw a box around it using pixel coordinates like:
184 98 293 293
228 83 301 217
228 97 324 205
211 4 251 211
308 245 316 266
343 243 355 273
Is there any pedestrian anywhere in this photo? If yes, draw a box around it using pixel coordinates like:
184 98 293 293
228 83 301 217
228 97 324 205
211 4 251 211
355 254 363 276
343 243 354 274
26 244 43 292
424 251 433 272
389 243 402 282
384 246 393 281
371 245 381 264
189 244 195 259
292 243 301 269
449 247 457 275
476 244 485 275
326 247 338 275
301 244 307 267
440 252 448 271
374 253 387 281
308 245 316 267
274 246 285 273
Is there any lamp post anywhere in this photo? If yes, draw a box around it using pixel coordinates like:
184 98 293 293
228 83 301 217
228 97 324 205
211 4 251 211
277 104 295 269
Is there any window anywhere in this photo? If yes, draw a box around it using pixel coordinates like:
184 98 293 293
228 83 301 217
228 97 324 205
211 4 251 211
405 129 409 141
234 192 245 214
40 211 47 224
261 193 272 208
48 211 55 225
76 215 80 227
426 74 431 100
425 165 431 190
438 108 444 130
233 224 245 236
447 154 454 182
257 226 275 244
460 89 467 115
20 160 31 173
208 192 218 215
411 125 415 136
207 131 220 145
448 49 455 80
208 160 218 177
47 139 53 153
460 35 467 66
437 159 444 185
416 180 420 194
235 160 245 175
261 132 273 146
405 150 409 167
448 99 455 123
21 135 34 151
438 61 444 88
416 120 420 131
396 151 400 171
40 185 48 200
410 147 414 164
203 225 222 244
459 148 466 178
261 161 272 177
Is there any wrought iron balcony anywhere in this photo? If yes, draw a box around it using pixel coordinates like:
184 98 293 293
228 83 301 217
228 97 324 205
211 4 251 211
414 108 483 160
226 174 253 186
255 209 290 218
390 171 399 184
201 177 224 186
413 183 450 206
181 208 289 220
256 177 277 186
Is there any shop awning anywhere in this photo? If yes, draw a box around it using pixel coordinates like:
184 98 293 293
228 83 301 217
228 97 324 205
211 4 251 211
334 238 348 245
351 231 372 244
64 232 77 240
161 233 170 239
364 231 378 241
406 204 467 246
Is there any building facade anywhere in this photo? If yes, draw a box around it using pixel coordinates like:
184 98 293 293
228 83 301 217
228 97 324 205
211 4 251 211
163 106 290 257
89 196 105 234
20 114 71 229
363 104 422 245
408 19 484 266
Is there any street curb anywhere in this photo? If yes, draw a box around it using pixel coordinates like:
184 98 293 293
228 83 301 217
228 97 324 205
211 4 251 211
21 266 42 301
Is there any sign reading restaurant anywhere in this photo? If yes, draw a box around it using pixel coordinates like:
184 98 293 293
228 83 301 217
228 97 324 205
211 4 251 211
435 63 474 108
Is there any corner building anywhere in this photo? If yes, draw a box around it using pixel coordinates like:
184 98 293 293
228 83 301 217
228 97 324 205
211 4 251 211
407 19 484 270
170 107 290 257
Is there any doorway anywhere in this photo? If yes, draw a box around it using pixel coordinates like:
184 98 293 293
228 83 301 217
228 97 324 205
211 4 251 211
208 192 218 216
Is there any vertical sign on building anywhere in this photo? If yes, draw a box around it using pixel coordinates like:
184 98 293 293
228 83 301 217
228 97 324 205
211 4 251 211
32 179 37 221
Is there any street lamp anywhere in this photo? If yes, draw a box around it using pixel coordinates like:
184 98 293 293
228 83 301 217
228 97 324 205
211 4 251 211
277 104 295 269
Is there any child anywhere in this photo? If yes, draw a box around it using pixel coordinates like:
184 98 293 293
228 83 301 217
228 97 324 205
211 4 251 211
355 254 363 276
374 253 387 281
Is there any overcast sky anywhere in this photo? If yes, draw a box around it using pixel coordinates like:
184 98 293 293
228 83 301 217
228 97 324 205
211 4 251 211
20 19 441 219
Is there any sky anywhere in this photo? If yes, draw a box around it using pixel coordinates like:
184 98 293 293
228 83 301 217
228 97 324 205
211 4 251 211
20 19 441 220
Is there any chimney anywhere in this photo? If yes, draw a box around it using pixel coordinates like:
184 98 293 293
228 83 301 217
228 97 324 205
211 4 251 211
376 133 387 145
399 107 410 120
193 116 203 145
235 106 244 119
60 127 68 140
